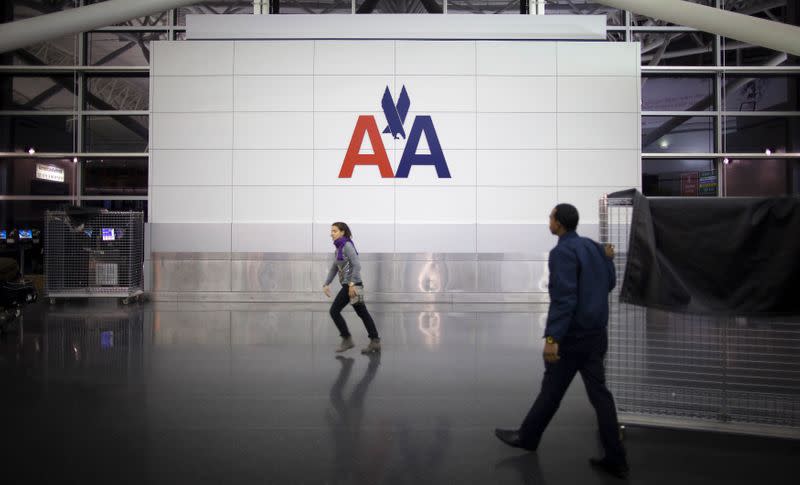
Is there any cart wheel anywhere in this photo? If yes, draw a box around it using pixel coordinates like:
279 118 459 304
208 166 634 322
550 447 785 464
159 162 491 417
122 297 130 305
49 298 56 305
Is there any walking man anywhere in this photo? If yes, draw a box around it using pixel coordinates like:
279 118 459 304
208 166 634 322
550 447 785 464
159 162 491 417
495 203 629 479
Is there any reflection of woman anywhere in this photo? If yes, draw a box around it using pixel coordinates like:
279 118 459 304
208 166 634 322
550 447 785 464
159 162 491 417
322 222 381 354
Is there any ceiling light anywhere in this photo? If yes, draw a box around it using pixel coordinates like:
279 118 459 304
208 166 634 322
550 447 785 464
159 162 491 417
723 158 730 165
27 147 35 155
765 149 772 155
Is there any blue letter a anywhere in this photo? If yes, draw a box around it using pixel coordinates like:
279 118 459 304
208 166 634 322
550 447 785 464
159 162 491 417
395 116 451 178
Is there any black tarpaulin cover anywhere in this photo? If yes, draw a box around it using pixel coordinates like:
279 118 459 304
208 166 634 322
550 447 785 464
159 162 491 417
611 189 800 315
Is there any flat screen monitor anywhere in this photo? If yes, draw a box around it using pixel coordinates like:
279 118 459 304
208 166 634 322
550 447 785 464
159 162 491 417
19 229 32 239
0 230 6 240
102 228 115 241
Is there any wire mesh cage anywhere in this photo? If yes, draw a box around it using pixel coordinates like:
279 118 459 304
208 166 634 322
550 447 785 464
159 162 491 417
44 210 144 303
599 195 800 439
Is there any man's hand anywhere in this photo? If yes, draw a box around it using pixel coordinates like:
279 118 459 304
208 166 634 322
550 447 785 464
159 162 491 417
348 285 357 298
543 341 560 363
323 285 332 298
604 243 615 260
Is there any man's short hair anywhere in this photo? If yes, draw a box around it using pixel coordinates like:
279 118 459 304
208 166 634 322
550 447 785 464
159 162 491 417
554 203 579 231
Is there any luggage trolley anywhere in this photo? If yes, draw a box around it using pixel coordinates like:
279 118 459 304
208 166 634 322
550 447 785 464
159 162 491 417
599 195 800 440
44 210 145 305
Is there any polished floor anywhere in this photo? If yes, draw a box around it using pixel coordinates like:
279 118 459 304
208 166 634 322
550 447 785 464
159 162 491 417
1 301 797 485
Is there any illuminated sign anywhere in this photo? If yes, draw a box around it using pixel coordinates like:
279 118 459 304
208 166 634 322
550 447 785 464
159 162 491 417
35 164 65 183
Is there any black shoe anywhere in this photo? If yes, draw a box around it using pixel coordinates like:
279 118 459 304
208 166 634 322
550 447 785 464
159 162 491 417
494 428 537 451
589 457 629 480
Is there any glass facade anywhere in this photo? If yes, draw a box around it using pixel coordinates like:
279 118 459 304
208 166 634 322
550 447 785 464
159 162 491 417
1 0 798 256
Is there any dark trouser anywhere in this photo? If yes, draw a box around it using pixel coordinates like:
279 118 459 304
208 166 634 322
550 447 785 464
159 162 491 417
329 284 379 340
519 331 626 465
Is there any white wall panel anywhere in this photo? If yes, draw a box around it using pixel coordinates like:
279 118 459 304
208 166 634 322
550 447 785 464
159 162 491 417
152 41 233 76
558 113 639 150
395 76 476 112
477 113 557 149
477 77 557 113
314 76 395 112
233 186 313 222
314 111 390 150
152 113 232 150
394 224 476 252
477 41 557 76
558 42 638 76
477 224 555 254
233 150 313 186
151 186 232 223
234 41 313 75
394 149 475 186
312 223 394 253
396 187 475 223
150 223 232 252
314 41 394 75
557 186 631 224
151 150 232 186
396 41 475 75
395 112 476 151
477 187 556 224
234 76 313 111
153 76 232 112
314 186 394 223
558 77 638 113
233 112 313 149
314 149 395 186
558 150 640 187
477 150 556 187
232 223 312 252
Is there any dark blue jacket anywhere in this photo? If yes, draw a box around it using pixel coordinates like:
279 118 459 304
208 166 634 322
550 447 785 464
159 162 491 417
545 231 616 342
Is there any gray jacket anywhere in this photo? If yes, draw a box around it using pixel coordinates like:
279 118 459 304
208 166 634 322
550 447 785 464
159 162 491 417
324 241 362 286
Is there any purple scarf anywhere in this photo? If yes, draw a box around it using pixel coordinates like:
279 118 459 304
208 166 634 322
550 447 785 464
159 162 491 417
333 237 357 261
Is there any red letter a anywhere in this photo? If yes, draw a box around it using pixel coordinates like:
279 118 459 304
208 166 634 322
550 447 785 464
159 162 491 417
339 115 394 178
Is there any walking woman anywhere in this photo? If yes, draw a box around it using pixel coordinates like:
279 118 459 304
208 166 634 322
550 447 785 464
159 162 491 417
323 222 381 354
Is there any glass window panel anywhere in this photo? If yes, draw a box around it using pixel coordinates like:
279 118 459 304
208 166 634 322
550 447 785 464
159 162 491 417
606 30 625 42
354 0 442 13
545 1 624 25
0 75 77 111
724 158 796 197
642 116 715 153
175 31 187 41
642 75 714 111
0 158 77 196
632 0 714 26
722 37 798 66
642 158 717 197
84 0 169 26
85 74 149 111
88 31 168 66
722 0 799 27
6 1 79 21
0 34 78 66
84 115 148 153
82 158 148 196
0 200 73 275
723 75 800 112
0 115 76 152
176 1 257 25
280 1 352 14
723 115 800 153
82 200 148 222
634 31 715 66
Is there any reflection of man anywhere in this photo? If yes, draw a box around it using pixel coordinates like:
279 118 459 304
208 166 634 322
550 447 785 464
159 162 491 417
495 203 629 479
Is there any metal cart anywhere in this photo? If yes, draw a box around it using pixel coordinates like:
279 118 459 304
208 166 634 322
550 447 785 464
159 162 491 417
44 210 145 305
599 195 800 440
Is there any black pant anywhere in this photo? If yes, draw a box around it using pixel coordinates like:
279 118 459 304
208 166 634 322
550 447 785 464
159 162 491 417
329 284 379 340
519 331 626 465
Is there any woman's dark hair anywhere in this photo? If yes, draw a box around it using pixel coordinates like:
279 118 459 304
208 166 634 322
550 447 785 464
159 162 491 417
553 204 579 232
331 222 352 238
